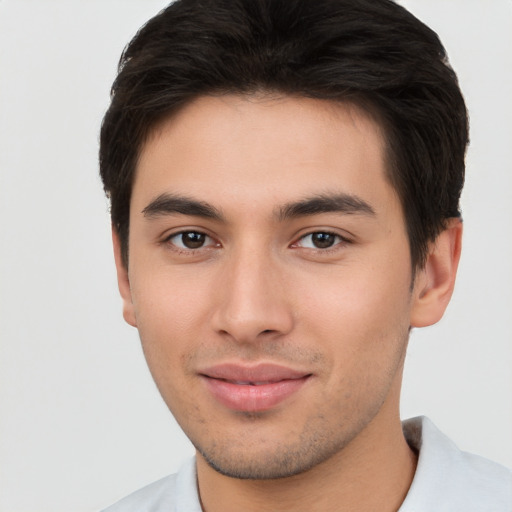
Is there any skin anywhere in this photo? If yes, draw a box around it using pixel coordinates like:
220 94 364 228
113 94 462 512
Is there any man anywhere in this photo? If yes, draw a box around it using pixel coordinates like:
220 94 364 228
99 0 512 510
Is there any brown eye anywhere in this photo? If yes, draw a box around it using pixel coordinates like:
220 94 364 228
295 232 344 250
311 232 336 248
168 231 213 250
181 232 206 248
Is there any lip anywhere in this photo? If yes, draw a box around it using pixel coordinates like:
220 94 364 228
199 363 312 412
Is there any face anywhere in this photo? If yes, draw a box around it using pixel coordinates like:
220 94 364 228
118 94 428 479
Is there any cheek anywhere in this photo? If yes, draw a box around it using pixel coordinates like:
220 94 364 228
130 282 222 437
296 257 413 359
303 262 410 316
300 268 411 415
132 266 210 327
129 273 210 373
130 278 209 420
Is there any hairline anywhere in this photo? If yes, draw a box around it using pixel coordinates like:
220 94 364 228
119 90 418 276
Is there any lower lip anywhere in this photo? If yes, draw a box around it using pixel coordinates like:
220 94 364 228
202 376 310 412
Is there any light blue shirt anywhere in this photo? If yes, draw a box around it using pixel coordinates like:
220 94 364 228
102 416 512 511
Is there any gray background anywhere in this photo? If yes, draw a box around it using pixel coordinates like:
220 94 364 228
0 1 511 510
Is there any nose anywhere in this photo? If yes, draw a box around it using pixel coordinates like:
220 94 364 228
211 246 294 344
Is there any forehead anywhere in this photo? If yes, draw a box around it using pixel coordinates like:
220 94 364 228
133 94 397 221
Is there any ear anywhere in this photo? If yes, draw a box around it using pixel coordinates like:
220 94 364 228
410 218 463 328
112 226 137 327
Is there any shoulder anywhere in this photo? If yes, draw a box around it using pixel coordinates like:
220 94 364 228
401 416 512 511
100 457 201 512
101 473 177 512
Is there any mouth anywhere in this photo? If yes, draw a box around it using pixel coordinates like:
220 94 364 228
199 363 312 412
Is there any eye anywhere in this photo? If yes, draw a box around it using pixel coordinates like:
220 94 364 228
167 231 216 250
295 232 344 249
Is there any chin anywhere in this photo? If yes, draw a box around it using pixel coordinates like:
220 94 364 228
193 425 354 480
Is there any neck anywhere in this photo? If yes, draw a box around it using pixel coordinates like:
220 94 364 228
196 385 417 512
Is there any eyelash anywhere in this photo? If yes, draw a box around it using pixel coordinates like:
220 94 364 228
162 229 351 256
292 231 351 252
162 231 219 255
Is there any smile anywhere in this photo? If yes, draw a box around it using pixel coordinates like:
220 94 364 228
229 380 277 386
199 363 312 412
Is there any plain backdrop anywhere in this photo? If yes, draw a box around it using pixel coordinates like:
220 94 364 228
0 1 511 511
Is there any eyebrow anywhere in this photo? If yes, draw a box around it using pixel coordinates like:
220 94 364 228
142 193 224 221
142 191 375 223
277 193 375 220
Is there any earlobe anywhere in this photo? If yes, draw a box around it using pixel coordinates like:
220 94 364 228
410 218 463 328
112 226 137 327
